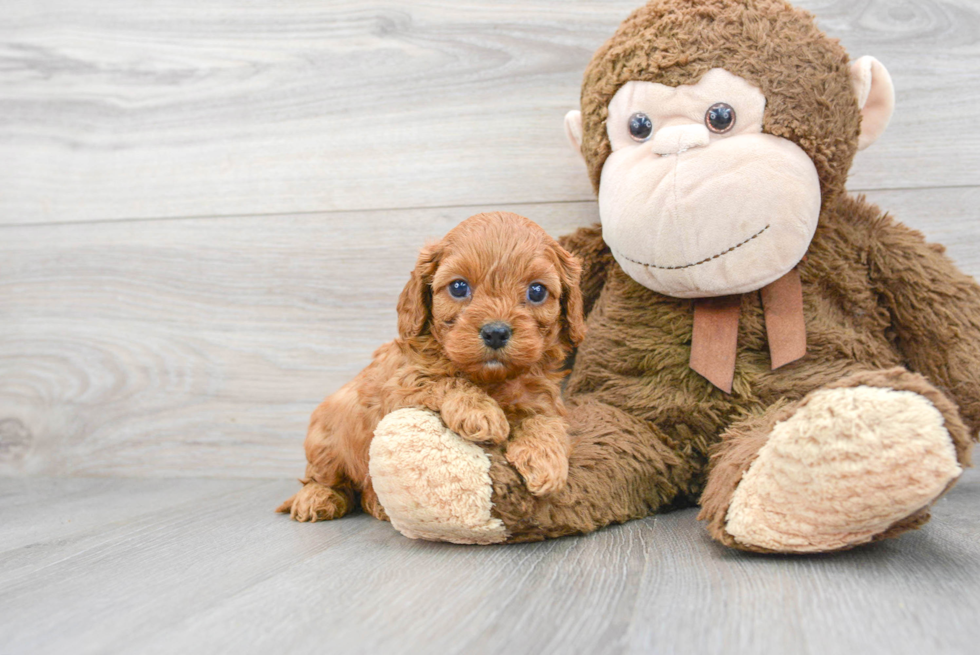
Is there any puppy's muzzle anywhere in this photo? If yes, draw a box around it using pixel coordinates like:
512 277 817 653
480 322 512 350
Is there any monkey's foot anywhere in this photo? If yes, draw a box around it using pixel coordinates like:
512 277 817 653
724 386 962 553
369 408 507 544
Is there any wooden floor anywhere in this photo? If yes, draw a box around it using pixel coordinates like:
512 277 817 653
2 1 980 653
1 470 978 655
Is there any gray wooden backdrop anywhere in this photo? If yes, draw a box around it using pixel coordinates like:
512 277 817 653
2 0 979 479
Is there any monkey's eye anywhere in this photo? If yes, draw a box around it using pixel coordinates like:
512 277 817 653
526 283 548 304
628 112 654 141
705 103 736 133
448 279 470 300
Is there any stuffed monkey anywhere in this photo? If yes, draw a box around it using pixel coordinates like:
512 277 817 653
367 0 979 552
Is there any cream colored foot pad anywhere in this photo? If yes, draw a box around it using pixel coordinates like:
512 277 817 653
369 408 507 545
726 386 962 552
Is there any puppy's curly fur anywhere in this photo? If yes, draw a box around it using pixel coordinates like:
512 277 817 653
277 211 586 522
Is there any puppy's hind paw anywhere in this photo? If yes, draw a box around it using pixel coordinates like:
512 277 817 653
277 481 354 522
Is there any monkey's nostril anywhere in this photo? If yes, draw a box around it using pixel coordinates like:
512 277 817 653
480 322 512 350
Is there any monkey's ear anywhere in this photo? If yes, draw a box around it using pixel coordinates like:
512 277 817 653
396 242 442 340
850 56 895 151
553 243 587 349
564 110 586 163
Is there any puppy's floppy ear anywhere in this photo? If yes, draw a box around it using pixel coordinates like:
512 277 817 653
397 241 443 339
553 242 586 348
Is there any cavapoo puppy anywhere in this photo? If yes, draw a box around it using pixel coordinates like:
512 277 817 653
277 211 586 522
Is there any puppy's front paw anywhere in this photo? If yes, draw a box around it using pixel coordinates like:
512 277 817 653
441 394 510 445
505 439 569 496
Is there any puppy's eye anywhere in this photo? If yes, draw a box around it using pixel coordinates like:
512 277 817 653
448 279 470 299
526 283 548 304
628 112 653 141
705 103 736 133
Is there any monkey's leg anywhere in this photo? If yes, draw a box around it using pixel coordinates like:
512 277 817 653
699 368 971 553
490 397 691 541
369 400 692 544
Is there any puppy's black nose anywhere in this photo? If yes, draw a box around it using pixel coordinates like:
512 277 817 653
480 322 512 350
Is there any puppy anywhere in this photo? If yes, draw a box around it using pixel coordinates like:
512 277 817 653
277 211 586 522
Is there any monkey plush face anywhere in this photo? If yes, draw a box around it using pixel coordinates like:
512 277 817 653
598 68 821 298
564 0 895 299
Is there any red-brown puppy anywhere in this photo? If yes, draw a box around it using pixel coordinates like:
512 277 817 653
277 211 586 522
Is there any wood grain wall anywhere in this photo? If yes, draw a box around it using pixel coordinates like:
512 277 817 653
2 0 978 477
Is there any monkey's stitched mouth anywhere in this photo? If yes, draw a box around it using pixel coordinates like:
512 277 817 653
614 224 770 271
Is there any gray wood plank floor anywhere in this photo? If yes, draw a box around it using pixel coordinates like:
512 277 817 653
1 471 978 655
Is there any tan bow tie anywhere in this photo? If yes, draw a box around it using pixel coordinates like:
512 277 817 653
689 268 807 393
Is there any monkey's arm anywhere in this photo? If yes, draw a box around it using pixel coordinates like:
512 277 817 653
869 216 980 441
558 224 614 318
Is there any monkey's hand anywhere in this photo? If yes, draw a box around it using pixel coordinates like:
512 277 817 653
440 388 510 445
871 216 980 440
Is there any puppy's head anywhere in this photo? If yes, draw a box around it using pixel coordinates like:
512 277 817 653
397 211 585 382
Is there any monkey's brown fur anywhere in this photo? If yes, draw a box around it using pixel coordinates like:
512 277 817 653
476 0 980 548
580 0 859 203
277 212 586 521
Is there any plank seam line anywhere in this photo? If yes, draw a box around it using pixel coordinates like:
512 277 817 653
0 184 976 229
0 198 597 230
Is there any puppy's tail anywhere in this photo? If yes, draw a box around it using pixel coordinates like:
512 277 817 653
275 494 296 514
275 478 306 513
